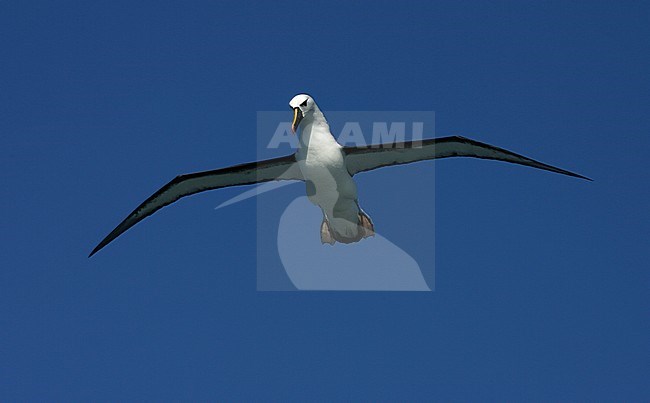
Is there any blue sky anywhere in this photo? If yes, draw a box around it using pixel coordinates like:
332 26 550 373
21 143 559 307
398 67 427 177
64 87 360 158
1 0 648 400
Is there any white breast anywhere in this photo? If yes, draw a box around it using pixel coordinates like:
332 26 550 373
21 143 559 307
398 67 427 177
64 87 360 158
296 123 360 238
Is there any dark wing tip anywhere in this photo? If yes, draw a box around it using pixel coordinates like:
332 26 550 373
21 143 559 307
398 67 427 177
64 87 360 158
453 136 593 182
569 171 593 181
529 159 592 182
544 163 592 181
88 243 104 258
88 234 115 258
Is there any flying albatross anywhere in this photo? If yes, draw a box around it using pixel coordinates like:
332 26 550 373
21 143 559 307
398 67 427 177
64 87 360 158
89 94 590 256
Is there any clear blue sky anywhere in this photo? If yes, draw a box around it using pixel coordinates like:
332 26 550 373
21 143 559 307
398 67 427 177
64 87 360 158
1 0 648 400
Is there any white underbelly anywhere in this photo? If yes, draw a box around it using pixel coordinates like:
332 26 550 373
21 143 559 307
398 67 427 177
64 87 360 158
298 149 360 237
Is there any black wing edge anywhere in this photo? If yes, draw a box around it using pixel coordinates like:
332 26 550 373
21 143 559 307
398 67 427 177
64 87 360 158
89 154 297 258
343 135 592 181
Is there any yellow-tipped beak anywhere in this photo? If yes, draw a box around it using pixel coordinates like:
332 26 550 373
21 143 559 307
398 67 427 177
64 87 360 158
291 107 303 134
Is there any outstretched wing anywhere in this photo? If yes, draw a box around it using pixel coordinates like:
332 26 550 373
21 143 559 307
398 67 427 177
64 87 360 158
90 154 302 257
343 136 590 180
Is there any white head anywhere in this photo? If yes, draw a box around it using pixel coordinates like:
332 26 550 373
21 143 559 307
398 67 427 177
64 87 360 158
289 94 315 133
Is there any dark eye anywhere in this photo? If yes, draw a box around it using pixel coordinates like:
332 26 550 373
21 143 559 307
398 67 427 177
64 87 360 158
300 99 308 107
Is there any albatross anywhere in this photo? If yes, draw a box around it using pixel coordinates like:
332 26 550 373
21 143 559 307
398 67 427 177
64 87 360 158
89 94 590 256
